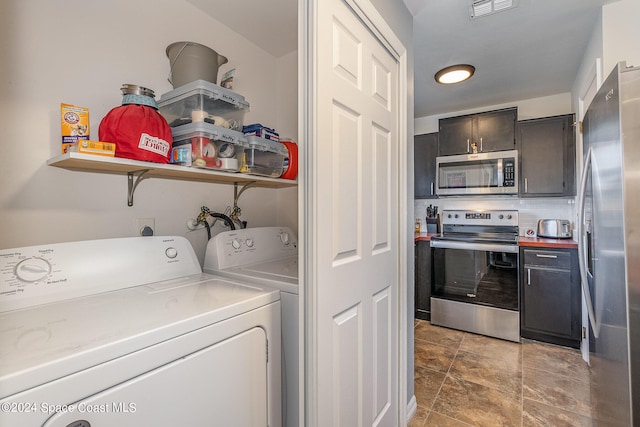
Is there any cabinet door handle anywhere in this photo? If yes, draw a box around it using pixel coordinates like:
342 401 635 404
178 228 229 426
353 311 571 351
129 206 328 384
535 254 558 259
430 182 434 196
527 268 531 285
480 137 483 152
467 139 470 153
524 177 528 193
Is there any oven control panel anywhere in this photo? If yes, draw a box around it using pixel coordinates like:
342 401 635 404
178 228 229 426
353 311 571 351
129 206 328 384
442 210 519 226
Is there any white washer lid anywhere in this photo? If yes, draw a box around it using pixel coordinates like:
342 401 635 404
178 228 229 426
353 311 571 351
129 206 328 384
204 256 298 294
0 273 279 399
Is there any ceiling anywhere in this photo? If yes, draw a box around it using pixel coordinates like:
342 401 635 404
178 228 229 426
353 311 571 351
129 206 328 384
186 0 298 58
189 0 617 118
408 0 617 117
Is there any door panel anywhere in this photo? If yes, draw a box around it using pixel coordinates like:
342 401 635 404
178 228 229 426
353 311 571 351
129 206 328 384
43 328 267 426
332 102 360 262
373 287 392 426
315 0 399 425
332 304 360 427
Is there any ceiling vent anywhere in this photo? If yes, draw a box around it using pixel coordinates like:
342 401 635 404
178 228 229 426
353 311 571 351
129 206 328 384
470 0 518 19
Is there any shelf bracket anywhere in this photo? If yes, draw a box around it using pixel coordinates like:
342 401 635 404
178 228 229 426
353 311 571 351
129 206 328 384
127 170 151 206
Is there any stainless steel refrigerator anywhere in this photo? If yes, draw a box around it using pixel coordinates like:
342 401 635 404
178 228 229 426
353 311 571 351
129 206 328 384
579 61 639 426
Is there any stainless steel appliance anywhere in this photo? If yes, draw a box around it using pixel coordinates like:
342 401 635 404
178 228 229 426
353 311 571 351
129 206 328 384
435 149 518 196
578 61 639 425
536 219 571 239
430 210 520 342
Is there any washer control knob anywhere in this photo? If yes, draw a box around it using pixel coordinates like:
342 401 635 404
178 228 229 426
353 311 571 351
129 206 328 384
280 232 290 244
499 214 504 219
245 239 254 248
507 214 513 220
454 214 459 218
165 247 178 259
448 214 452 218
15 257 51 282
231 239 241 250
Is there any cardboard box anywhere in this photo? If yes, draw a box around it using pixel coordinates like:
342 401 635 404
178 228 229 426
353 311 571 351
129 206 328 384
70 140 116 157
61 103 89 153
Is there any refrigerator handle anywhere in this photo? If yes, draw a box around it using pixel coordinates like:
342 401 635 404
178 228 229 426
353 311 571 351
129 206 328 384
577 146 599 338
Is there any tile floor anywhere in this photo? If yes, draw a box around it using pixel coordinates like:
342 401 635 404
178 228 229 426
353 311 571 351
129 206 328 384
410 319 595 427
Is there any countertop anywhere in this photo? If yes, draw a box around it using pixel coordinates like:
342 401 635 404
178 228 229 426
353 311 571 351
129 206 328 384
414 233 578 249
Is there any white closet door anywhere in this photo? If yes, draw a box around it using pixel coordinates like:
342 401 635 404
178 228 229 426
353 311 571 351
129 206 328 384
309 0 401 425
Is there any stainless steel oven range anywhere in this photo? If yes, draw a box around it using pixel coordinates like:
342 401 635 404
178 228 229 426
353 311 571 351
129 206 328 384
430 210 520 342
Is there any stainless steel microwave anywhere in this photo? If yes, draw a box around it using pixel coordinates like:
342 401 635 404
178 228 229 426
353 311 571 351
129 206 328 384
435 149 518 196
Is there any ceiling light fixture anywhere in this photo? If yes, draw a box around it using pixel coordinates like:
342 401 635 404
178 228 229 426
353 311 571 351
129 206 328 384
434 64 475 84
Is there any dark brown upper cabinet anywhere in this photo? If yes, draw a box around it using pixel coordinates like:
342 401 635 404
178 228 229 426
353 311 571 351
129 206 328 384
414 132 438 199
438 107 517 156
518 114 576 197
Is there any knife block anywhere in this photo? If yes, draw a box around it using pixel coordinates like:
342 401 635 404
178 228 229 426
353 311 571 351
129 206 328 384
426 216 440 234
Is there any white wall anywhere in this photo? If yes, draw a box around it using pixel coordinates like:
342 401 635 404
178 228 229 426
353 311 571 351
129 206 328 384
275 51 300 232
0 0 298 264
602 0 640 74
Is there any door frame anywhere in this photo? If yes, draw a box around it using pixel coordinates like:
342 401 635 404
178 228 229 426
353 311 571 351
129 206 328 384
299 0 409 425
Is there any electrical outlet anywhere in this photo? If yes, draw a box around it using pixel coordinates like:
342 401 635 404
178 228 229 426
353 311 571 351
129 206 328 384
135 218 155 236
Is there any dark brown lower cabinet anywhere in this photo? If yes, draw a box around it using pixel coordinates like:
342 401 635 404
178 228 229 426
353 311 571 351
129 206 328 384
415 240 432 320
520 247 581 348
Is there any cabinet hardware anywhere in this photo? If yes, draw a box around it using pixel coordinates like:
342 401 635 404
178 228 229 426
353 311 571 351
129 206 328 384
527 268 531 285
430 182 434 195
466 138 470 153
480 137 483 152
524 177 528 193
535 254 558 259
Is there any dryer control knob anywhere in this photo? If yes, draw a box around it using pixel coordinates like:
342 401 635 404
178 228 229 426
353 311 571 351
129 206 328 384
15 257 51 282
245 239 254 248
165 247 178 259
231 239 241 249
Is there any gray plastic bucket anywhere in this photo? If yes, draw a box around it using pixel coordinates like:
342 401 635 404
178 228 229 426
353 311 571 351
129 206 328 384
166 42 228 88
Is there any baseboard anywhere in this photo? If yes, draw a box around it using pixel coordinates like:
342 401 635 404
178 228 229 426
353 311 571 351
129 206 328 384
406 394 417 424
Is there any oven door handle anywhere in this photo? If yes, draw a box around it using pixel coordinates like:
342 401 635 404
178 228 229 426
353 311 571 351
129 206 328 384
430 240 518 254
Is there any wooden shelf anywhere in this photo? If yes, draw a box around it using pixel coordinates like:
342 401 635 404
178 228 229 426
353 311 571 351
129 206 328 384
48 152 297 206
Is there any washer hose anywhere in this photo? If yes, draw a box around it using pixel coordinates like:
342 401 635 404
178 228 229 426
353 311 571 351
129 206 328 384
199 209 235 240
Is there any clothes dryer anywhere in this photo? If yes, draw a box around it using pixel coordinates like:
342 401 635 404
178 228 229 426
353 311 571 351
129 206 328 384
0 236 281 426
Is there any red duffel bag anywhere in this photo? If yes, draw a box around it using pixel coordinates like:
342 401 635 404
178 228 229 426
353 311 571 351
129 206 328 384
99 85 173 164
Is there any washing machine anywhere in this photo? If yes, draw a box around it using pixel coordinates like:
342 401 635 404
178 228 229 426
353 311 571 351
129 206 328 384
203 227 298 427
0 236 281 426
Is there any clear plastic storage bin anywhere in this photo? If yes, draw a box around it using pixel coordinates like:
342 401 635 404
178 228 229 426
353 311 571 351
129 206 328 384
158 80 250 131
171 122 246 172
241 136 287 177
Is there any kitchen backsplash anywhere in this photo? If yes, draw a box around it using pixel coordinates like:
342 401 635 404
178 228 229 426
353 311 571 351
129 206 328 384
414 197 576 237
